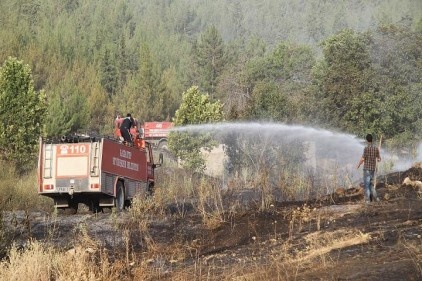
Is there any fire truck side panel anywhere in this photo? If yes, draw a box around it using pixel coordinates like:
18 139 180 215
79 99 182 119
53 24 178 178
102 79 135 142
125 179 148 198
100 172 116 196
97 172 148 198
100 138 148 182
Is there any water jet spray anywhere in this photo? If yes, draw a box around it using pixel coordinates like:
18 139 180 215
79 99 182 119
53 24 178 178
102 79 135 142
171 122 420 199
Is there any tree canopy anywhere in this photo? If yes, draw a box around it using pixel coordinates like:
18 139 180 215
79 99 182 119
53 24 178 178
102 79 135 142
0 57 47 173
0 0 421 160
310 27 422 149
168 86 223 172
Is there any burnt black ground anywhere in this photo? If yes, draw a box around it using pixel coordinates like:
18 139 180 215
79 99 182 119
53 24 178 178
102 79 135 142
2 166 422 280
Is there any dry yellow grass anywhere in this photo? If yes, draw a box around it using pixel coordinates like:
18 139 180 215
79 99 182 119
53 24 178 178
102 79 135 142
0 241 124 281
213 229 371 281
299 229 370 263
1 160 420 280
0 161 52 211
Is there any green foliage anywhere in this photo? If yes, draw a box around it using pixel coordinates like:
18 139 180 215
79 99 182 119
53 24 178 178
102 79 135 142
247 81 287 121
345 90 383 136
322 29 371 69
267 43 315 83
137 42 166 121
0 0 420 153
309 25 422 149
114 41 183 123
311 30 376 131
416 17 422 32
368 25 422 147
100 48 118 96
169 86 223 173
194 26 226 95
216 37 268 119
239 42 315 122
44 82 89 137
159 66 185 120
87 83 112 134
0 57 47 173
173 86 224 126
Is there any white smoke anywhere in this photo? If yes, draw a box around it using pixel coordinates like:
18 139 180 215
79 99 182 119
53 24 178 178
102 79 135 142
417 143 422 162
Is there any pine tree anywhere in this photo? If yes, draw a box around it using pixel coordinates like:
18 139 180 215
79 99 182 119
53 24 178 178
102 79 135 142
194 26 225 96
100 48 118 96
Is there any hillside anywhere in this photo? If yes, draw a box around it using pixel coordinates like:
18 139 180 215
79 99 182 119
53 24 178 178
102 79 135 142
1 0 421 155
1 165 421 280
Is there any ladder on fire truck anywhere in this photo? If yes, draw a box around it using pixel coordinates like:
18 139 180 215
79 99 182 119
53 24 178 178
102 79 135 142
90 141 100 177
43 143 53 178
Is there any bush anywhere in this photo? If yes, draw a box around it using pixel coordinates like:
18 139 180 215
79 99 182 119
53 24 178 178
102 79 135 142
0 162 52 212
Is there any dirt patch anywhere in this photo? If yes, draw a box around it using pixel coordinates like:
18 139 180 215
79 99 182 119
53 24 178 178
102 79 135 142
2 166 422 280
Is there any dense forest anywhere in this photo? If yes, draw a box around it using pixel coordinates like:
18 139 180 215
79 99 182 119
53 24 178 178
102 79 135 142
1 0 421 165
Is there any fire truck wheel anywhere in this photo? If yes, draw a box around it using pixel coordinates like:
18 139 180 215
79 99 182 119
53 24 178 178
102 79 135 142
89 200 102 213
68 201 78 214
116 182 125 211
147 183 154 196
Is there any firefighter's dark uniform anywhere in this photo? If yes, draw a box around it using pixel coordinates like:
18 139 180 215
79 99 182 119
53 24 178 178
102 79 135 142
120 115 134 143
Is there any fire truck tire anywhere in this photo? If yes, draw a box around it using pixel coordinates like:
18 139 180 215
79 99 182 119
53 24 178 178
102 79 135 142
89 200 102 213
69 201 78 214
115 182 125 211
147 182 154 196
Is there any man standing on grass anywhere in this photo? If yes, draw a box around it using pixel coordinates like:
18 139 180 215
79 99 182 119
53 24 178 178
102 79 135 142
357 134 381 203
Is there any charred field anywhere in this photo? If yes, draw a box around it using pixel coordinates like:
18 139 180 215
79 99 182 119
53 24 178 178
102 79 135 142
1 165 422 281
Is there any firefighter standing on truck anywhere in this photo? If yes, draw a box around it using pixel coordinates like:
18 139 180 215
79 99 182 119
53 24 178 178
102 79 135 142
120 113 135 144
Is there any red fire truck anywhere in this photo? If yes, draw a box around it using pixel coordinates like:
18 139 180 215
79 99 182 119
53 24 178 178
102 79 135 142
114 119 173 150
37 134 162 213
141 122 173 150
